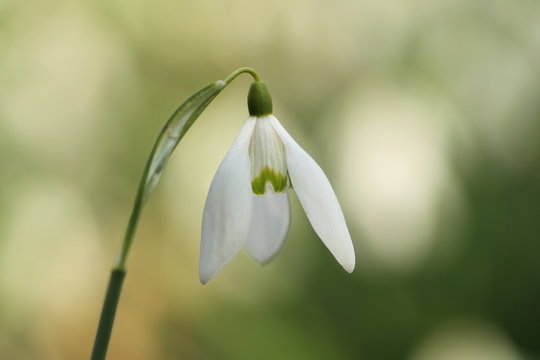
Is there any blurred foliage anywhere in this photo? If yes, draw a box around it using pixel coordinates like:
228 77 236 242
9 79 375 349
1 0 539 359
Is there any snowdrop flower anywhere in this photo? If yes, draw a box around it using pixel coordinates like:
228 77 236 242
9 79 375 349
200 81 355 283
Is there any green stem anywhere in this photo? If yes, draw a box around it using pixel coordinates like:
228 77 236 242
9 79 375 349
113 131 161 272
223 67 260 84
90 67 261 360
113 67 260 272
91 270 125 360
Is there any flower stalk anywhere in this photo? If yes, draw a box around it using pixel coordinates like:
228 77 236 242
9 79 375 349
90 67 260 360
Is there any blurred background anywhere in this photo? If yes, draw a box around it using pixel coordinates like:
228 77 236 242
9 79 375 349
1 0 539 359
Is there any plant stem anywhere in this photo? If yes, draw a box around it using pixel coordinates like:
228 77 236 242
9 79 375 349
90 269 125 360
91 183 145 360
223 67 260 84
90 67 261 359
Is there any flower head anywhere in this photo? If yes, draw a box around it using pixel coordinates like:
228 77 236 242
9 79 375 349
200 81 355 283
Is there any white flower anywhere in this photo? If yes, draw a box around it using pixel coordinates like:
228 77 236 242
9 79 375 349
199 113 355 284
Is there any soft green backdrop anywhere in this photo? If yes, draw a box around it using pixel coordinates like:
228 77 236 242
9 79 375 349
1 0 539 359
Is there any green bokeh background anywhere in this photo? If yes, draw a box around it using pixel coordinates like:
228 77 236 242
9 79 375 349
1 0 539 359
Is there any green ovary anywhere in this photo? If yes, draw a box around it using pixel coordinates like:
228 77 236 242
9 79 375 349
251 166 288 195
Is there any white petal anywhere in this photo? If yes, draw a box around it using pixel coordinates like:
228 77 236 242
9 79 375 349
200 117 256 284
244 192 290 264
269 115 356 272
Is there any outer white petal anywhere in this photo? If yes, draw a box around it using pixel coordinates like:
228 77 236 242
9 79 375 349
244 192 290 264
200 117 256 284
269 115 356 272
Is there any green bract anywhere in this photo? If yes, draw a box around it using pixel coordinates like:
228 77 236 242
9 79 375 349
143 81 226 203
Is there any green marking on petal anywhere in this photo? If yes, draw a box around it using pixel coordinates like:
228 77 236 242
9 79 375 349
251 166 288 195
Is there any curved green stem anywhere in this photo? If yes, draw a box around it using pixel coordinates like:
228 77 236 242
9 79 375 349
91 67 262 360
114 67 260 272
223 67 260 84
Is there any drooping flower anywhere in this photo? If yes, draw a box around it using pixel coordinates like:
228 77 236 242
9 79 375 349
200 81 355 283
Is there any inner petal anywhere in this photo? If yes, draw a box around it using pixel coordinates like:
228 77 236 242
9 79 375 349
249 117 289 195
